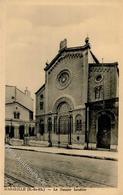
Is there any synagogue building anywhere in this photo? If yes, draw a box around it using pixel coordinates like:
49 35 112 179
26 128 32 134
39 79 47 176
35 37 119 150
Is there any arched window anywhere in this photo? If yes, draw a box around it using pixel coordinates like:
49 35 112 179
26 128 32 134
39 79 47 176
94 85 103 99
75 115 82 131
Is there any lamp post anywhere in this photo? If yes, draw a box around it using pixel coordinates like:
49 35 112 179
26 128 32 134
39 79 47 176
48 112 52 147
58 116 60 147
69 110 72 145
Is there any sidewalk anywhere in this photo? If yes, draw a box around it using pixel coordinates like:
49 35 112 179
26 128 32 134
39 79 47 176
5 144 118 161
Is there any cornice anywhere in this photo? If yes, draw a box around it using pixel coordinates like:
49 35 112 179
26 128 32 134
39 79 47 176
44 43 90 71
47 51 83 74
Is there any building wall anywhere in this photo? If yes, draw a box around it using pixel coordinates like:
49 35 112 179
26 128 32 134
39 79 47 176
5 103 30 121
35 40 119 149
5 86 35 141
35 87 45 116
16 88 33 111
5 85 15 103
87 100 118 149
35 49 90 145
6 85 33 111
87 64 118 149
45 50 89 113
88 65 118 102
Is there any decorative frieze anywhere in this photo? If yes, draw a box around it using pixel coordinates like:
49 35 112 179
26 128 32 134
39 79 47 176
89 67 111 73
48 52 83 74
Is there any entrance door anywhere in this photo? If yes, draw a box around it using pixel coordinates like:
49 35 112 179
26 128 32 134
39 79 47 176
19 125 24 139
59 115 69 134
58 115 69 145
57 102 71 145
97 114 111 149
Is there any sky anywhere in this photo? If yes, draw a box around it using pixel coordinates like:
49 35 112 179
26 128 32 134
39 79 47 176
5 0 123 100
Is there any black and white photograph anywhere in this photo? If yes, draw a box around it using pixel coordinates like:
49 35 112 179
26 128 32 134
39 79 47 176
1 0 122 193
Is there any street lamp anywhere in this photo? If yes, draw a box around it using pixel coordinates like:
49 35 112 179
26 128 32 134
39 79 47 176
48 112 52 147
58 117 60 147
69 110 72 145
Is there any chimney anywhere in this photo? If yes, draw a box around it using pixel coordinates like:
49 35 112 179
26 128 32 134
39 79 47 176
25 87 31 97
59 38 67 51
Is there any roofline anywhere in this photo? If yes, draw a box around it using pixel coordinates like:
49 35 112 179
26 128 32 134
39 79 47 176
6 85 33 101
35 84 45 94
5 101 33 112
90 50 100 64
89 62 118 67
44 43 90 71
6 85 16 88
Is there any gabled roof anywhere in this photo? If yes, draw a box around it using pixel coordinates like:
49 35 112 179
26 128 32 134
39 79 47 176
44 42 90 71
6 101 33 112
35 84 45 94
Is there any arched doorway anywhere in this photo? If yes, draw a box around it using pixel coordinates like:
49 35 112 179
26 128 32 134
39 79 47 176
58 102 70 134
52 97 74 146
59 115 69 134
57 102 71 145
97 114 111 149
19 125 25 139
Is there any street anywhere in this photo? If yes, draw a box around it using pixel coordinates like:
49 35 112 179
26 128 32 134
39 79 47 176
5 148 117 187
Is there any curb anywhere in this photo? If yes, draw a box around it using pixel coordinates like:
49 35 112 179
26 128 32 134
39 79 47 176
8 147 118 161
57 153 118 161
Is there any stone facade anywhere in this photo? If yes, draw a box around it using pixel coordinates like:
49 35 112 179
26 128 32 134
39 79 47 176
5 85 35 142
86 63 119 150
35 37 119 150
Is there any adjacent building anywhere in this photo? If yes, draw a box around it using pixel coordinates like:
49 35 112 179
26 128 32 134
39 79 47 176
35 37 119 150
5 85 35 141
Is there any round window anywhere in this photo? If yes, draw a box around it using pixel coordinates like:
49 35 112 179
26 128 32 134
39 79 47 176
56 70 71 89
58 72 69 85
95 74 103 82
